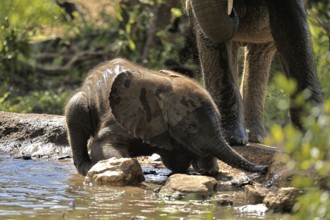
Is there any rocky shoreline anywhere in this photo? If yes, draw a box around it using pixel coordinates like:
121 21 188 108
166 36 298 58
0 111 296 213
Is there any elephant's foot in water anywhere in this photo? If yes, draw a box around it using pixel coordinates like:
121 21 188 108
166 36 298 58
192 156 219 175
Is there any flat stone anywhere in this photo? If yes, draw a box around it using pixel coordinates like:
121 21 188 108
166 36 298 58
245 184 268 204
85 157 144 186
158 174 217 200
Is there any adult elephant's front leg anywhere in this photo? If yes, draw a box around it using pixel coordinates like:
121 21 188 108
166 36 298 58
267 0 323 128
196 31 248 145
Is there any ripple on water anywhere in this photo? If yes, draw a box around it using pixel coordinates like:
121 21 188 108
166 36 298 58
0 157 287 219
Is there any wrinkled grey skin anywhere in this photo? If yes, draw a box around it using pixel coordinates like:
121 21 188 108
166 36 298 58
187 0 323 144
65 58 267 176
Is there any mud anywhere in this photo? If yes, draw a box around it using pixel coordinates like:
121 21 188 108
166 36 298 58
0 111 70 159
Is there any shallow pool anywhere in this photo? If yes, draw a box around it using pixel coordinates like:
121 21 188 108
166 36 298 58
0 156 287 219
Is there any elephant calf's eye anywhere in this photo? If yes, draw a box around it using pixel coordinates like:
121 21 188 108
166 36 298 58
186 124 198 134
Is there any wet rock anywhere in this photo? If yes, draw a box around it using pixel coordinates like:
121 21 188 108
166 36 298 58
84 157 144 186
158 174 217 200
262 158 293 188
142 165 171 184
264 187 302 212
213 194 234 206
235 204 269 215
0 112 70 159
147 153 162 166
245 184 268 204
148 153 161 162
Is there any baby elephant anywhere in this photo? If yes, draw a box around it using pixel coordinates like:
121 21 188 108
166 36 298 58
65 58 268 176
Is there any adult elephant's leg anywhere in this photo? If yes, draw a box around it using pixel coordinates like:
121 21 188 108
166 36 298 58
241 42 276 142
195 29 248 145
231 42 242 83
267 0 323 128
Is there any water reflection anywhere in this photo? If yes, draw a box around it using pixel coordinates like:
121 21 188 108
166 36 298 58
0 156 286 219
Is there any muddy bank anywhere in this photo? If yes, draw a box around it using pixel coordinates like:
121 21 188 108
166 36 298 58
0 111 70 159
0 111 281 162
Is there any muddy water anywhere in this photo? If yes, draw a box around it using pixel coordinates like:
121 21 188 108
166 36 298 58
0 157 286 219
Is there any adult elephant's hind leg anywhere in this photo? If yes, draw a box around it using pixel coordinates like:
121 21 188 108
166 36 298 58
267 0 323 128
241 42 276 143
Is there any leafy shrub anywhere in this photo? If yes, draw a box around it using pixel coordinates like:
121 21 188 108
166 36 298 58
265 96 330 218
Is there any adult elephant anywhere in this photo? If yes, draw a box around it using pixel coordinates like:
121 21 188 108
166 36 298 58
187 0 323 144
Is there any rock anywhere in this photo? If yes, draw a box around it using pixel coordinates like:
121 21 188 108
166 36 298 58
148 153 162 166
213 194 234 206
148 153 161 162
84 157 144 186
142 165 171 184
158 174 217 200
0 112 70 159
245 184 268 204
234 204 269 215
264 187 302 212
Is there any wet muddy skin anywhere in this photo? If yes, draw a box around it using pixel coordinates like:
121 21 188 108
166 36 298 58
0 156 289 219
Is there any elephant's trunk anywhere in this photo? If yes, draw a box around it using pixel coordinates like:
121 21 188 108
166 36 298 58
189 0 238 43
211 138 268 173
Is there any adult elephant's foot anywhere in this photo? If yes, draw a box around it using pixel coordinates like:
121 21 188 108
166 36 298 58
222 121 249 146
247 124 268 143
192 156 219 176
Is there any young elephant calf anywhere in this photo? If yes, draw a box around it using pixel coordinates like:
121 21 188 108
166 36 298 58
65 58 267 176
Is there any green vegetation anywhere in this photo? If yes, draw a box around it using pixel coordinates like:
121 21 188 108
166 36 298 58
264 3 330 217
266 98 330 219
1 0 330 218
0 0 188 114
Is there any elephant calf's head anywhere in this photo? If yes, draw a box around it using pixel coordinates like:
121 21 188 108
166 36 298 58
109 68 267 174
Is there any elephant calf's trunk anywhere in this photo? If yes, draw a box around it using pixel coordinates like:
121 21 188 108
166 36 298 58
213 142 268 174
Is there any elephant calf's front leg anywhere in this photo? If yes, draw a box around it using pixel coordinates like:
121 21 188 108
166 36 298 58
158 149 194 173
192 156 219 175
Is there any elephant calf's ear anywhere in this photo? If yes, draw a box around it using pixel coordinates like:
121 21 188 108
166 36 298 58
159 70 182 78
109 71 169 141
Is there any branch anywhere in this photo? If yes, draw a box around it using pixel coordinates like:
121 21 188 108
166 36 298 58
39 51 106 75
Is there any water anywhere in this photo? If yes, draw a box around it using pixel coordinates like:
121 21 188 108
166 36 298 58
0 157 287 219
